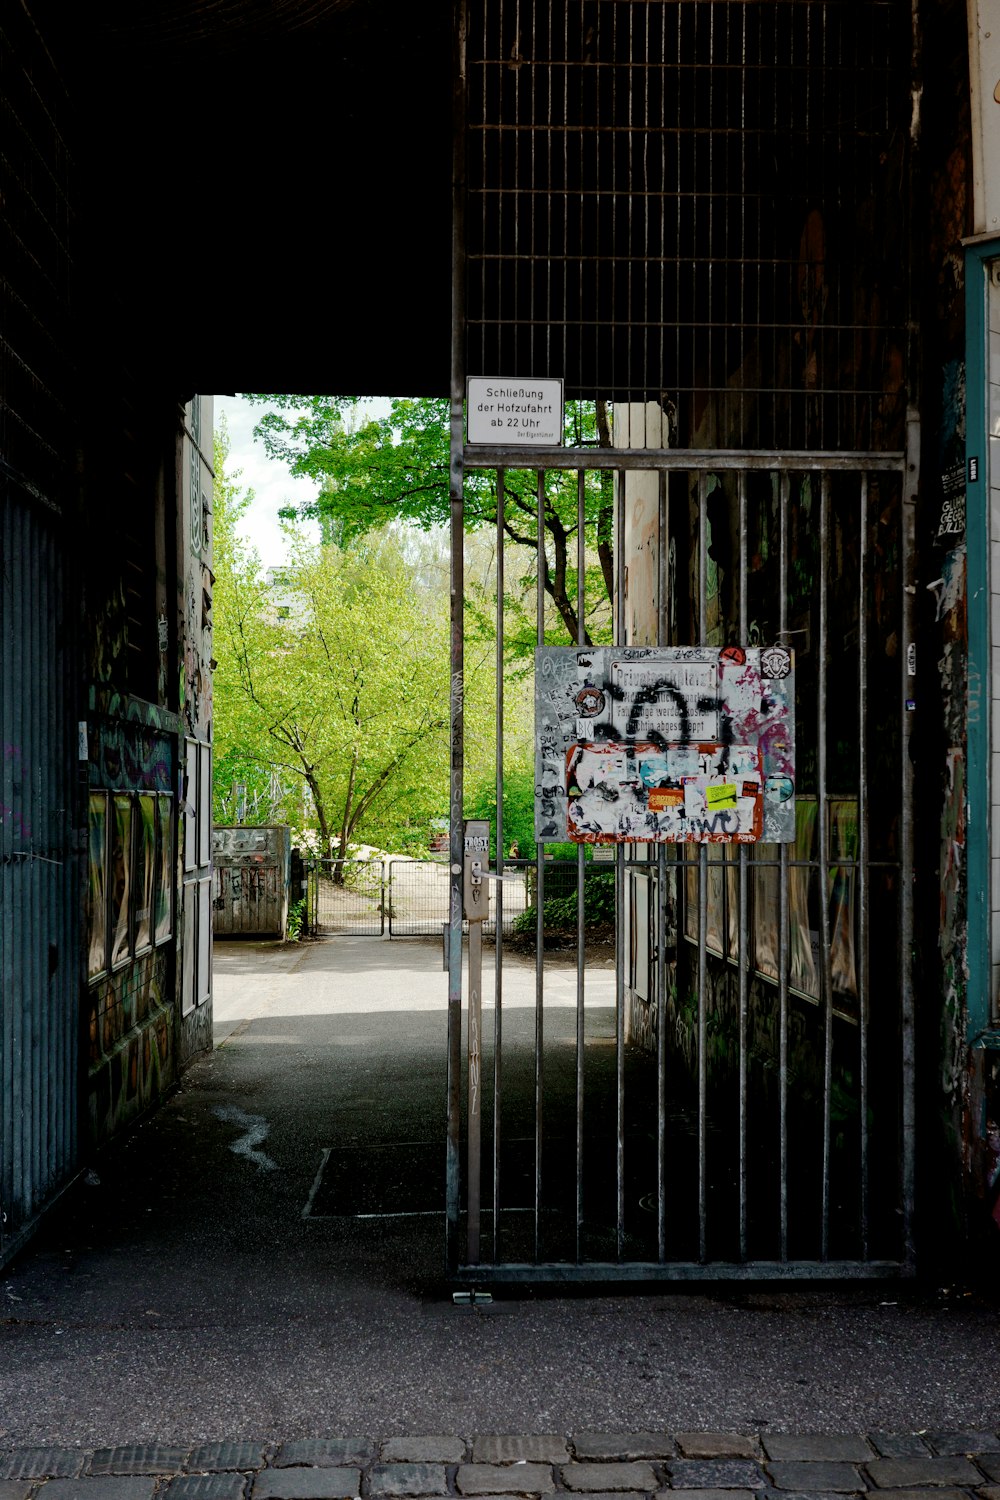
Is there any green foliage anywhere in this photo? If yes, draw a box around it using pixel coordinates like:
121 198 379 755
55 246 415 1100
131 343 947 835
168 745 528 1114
211 432 451 857
243 394 615 648
464 766 576 861
512 869 616 935
465 768 535 858
285 898 306 942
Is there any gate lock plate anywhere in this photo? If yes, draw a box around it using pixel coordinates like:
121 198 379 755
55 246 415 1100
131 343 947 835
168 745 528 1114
463 820 490 921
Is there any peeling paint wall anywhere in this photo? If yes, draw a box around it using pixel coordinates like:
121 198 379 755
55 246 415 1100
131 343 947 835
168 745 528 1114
913 0 984 1268
177 397 215 1066
83 402 214 1151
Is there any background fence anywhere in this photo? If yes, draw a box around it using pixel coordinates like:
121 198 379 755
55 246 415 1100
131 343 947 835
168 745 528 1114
307 857 610 939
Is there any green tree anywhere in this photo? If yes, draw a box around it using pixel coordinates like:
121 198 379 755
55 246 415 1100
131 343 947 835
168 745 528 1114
211 428 286 824
243 395 614 647
212 435 451 863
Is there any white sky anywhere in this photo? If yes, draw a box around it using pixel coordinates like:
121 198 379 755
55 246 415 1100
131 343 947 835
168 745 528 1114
213 394 394 567
213 394 319 567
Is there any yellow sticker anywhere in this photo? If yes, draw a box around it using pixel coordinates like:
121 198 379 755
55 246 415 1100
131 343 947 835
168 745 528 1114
705 782 737 808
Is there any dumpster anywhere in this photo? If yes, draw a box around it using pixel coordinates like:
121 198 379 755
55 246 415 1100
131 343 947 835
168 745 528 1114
212 825 291 939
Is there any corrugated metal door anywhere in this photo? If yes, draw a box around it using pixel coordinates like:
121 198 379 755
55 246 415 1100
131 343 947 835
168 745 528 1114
0 485 81 1262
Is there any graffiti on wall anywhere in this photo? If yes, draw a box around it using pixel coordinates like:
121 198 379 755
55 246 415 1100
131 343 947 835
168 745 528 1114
535 644 795 844
87 790 174 984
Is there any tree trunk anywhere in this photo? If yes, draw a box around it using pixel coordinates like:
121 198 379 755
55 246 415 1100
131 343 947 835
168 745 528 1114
595 399 615 604
333 745 360 879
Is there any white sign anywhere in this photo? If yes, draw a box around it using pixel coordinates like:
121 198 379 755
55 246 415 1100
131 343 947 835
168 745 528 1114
467 377 564 445
609 660 719 741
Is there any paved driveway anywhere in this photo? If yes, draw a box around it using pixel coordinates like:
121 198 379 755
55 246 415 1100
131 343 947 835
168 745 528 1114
0 938 998 1446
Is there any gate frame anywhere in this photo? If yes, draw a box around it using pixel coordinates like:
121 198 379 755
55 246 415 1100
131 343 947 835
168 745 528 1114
447 448 915 1284
446 0 917 1283
308 858 386 938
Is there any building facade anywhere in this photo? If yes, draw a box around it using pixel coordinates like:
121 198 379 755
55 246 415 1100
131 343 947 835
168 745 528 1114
2 0 1000 1274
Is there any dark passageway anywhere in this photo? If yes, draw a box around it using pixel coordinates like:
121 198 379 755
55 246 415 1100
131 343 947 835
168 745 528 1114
3 939 1000 1446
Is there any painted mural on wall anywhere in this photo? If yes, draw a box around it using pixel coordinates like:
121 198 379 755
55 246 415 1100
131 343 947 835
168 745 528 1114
535 644 795 844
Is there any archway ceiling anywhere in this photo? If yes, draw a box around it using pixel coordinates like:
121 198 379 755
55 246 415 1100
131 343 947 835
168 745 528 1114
64 0 454 396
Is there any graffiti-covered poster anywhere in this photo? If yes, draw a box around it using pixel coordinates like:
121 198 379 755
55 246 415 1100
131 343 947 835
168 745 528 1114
535 645 795 844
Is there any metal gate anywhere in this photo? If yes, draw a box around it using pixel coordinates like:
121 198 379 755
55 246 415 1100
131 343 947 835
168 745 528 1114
444 0 917 1280
310 859 389 936
308 857 533 937
446 451 913 1282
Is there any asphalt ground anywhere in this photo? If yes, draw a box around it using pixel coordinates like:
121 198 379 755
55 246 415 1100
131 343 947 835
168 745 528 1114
1 937 999 1447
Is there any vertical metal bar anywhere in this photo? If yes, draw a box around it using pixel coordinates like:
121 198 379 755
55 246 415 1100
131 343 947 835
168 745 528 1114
615 466 626 1258
656 468 668 1261
494 466 506 1262
445 0 468 1276
467 917 483 1264
576 468 586 1262
14 502 26 1218
817 473 834 1260
738 470 749 1260
534 467 545 1261
0 494 6 1252
778 470 790 1262
380 861 386 937
697 470 709 1262
858 472 870 1258
900 413 919 1270
1 497 13 1241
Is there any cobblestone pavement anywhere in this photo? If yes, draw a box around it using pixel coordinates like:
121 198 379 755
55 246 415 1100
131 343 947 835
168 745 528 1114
3 1433 1000 1500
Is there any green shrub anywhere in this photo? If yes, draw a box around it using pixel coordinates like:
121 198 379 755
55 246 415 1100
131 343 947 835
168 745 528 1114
512 869 616 935
286 898 306 942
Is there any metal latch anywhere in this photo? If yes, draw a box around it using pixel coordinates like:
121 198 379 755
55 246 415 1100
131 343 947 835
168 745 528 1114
470 859 520 885
452 1289 494 1306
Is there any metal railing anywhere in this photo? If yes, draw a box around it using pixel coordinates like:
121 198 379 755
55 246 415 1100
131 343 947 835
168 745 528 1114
308 856 544 939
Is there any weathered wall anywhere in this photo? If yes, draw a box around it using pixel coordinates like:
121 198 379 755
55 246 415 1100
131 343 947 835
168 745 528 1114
82 396 216 1147
911 0 983 1268
85 698 180 1148
177 396 215 1069
0 1 84 1262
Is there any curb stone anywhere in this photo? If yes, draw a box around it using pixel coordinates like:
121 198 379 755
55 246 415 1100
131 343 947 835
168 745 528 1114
12 1432 1000 1500
763 1440 874 1465
926 1437 1000 1457
368 1466 449 1497
379 1445 465 1467
766 1464 863 1492
572 1441 675 1464
163 1479 248 1500
472 1443 567 1466
869 1442 933 1462
35 1482 157 1500
665 1462 766 1490
187 1448 268 1475
89 1454 192 1479
273 1446 372 1472
252 1472 360 1500
0 1456 87 1483
657 1490 758 1500
865 1458 985 1489
674 1440 760 1462
456 1464 555 1496
561 1464 659 1493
